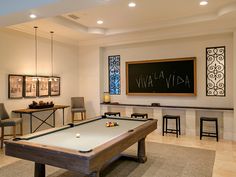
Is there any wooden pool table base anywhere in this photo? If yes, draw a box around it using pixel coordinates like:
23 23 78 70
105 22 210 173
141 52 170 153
34 137 147 177
138 138 147 163
35 163 45 177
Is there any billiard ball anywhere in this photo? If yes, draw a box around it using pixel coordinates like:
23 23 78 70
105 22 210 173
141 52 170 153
76 133 80 138
106 121 119 127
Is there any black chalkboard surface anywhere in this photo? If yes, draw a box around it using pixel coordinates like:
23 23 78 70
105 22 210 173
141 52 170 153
126 57 196 96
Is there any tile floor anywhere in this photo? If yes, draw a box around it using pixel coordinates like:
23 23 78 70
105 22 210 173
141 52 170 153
147 132 236 177
0 132 236 177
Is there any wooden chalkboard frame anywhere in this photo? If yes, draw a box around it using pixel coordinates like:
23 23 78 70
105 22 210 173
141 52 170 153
126 57 197 96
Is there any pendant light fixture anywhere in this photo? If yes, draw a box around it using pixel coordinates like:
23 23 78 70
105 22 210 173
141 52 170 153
33 26 38 81
49 31 57 82
49 31 53 82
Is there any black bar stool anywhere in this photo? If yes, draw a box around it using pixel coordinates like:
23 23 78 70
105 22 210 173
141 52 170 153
104 112 121 117
200 117 218 141
162 115 181 138
131 113 148 118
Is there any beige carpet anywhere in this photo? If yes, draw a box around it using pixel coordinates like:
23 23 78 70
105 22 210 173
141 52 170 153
0 142 215 177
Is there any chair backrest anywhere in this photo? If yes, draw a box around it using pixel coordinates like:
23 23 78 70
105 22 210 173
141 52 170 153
0 103 10 120
71 97 85 109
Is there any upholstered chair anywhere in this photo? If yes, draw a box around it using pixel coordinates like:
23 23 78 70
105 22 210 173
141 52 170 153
0 103 23 148
71 97 86 122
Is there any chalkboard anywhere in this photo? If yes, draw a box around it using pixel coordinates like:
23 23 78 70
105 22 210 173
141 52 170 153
126 57 196 96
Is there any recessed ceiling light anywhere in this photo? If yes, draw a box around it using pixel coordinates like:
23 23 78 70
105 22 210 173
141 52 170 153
29 14 37 19
200 0 208 6
128 2 136 7
97 20 103 24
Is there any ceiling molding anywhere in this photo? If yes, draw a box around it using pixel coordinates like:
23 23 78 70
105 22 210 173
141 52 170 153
105 2 236 35
78 19 235 47
218 2 236 16
0 0 119 27
4 0 236 46
8 25 78 45
49 16 88 33
46 1 236 39
49 16 106 35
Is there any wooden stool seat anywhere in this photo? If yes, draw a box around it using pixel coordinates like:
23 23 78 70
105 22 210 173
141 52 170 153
104 112 120 117
131 113 148 118
200 117 218 141
162 115 181 138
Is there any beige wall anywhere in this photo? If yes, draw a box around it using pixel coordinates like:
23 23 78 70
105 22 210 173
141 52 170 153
0 29 79 134
233 31 236 140
103 33 233 108
2 28 232 138
78 45 101 118
97 33 235 140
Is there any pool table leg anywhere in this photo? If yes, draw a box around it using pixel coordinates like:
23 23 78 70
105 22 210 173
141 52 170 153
137 137 147 163
34 163 45 177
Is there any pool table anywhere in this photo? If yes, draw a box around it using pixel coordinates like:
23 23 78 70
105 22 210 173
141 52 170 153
5 116 157 177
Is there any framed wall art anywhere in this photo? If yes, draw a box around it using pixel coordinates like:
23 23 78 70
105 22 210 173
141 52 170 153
8 74 23 99
108 55 121 95
206 46 225 96
8 74 61 99
38 77 49 97
50 77 60 96
24 76 38 98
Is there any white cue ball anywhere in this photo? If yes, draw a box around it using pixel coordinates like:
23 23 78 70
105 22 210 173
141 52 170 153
76 133 80 138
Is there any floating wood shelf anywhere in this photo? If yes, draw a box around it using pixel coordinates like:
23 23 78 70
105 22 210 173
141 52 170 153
100 103 233 111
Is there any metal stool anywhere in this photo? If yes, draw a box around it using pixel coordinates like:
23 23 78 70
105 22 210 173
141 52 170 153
104 112 121 117
162 115 181 138
131 113 148 118
200 117 218 141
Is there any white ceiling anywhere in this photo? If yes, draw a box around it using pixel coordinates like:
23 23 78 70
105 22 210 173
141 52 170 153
2 0 236 45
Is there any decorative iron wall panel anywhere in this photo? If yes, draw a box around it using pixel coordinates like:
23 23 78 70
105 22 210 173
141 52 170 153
109 55 120 95
206 46 225 96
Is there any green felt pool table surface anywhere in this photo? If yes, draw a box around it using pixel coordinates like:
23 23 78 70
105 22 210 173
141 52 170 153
26 117 147 152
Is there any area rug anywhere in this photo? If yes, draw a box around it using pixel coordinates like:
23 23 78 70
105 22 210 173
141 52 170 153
0 142 215 177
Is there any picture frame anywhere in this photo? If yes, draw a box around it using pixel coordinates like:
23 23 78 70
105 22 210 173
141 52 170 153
206 46 225 96
108 55 121 95
8 74 24 99
49 77 60 96
24 76 38 98
38 77 49 97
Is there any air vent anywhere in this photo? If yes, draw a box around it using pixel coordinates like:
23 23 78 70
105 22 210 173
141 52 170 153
68 14 80 20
